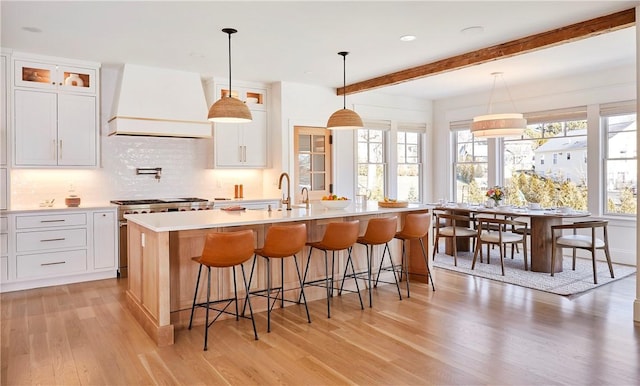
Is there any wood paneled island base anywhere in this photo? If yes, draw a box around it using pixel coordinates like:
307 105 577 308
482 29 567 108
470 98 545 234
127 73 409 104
125 204 431 346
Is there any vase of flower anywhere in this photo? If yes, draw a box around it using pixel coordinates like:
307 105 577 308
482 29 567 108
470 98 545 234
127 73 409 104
486 186 504 207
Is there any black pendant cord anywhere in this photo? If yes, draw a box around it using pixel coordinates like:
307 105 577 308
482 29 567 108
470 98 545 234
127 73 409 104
339 51 348 109
222 28 237 98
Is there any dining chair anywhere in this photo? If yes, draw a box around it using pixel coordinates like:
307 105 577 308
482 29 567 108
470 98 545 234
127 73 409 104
472 217 528 276
550 220 614 284
432 213 477 267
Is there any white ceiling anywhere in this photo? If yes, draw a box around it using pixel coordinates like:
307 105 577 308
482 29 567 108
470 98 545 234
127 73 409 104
1 1 637 100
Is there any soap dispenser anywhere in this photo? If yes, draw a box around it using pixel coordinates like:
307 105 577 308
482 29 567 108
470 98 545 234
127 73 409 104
65 185 81 207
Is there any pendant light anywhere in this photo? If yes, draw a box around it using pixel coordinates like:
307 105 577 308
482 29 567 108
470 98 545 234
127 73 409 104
471 72 526 138
327 52 363 130
208 28 252 123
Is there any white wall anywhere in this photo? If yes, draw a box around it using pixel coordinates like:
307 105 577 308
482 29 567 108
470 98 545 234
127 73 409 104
432 63 636 265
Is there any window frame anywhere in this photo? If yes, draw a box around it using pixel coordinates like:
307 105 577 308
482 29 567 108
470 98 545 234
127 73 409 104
396 125 425 203
601 105 637 216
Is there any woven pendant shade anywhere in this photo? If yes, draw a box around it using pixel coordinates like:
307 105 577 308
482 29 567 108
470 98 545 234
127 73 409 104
327 51 363 131
327 108 364 130
471 113 526 138
208 28 252 123
208 96 252 123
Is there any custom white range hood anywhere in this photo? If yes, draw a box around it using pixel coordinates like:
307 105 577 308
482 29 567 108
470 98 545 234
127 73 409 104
108 64 212 138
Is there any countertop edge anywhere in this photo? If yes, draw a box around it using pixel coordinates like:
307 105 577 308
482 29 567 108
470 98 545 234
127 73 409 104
125 204 429 232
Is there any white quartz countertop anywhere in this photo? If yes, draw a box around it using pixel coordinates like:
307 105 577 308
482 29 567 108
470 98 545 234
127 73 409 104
125 202 428 232
1 203 117 214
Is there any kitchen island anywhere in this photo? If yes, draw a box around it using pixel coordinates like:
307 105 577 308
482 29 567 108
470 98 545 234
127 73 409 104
125 202 430 346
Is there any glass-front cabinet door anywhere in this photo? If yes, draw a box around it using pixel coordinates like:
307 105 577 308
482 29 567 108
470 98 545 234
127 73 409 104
14 60 96 93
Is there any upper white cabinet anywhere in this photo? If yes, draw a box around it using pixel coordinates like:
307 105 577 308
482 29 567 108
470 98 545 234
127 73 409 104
1 52 9 210
12 54 99 167
1 53 8 167
213 84 268 168
14 60 96 93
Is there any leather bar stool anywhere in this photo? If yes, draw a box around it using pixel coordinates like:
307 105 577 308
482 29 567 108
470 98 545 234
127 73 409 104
391 212 435 297
250 223 310 332
301 220 363 318
345 216 401 308
188 230 258 351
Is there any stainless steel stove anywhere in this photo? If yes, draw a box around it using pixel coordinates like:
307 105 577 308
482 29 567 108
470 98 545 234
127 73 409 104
111 197 214 277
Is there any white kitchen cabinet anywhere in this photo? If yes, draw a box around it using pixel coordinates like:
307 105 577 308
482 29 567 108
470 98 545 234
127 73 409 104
1 52 9 211
212 83 268 168
0 216 7 283
14 89 96 166
1 53 8 167
215 109 267 167
93 211 116 270
14 60 96 93
1 208 117 293
0 168 7 210
12 54 99 168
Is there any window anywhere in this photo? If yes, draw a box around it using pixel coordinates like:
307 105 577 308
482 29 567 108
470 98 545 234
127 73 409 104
603 109 637 215
453 127 488 203
503 108 588 209
397 129 422 203
357 127 386 201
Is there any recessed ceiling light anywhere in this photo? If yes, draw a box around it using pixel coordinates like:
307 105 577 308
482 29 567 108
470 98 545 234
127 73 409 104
400 35 416 42
461 26 484 35
22 26 42 33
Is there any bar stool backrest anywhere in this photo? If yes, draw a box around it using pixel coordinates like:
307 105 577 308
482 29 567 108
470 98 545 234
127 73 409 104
200 230 255 267
398 213 431 238
321 220 360 250
261 223 307 257
362 216 398 244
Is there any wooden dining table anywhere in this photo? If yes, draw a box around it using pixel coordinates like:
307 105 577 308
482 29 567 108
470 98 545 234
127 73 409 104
431 204 590 273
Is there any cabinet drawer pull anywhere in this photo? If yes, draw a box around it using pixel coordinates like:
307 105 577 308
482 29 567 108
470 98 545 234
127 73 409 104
40 237 66 242
41 261 65 266
40 219 65 223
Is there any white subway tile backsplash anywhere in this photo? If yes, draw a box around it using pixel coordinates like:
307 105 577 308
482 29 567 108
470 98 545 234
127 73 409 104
10 134 264 207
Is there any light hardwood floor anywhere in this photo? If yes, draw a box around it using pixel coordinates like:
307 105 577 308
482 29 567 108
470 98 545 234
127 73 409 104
1 268 638 385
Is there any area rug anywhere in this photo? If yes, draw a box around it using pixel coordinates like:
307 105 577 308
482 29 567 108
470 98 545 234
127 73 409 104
432 250 636 296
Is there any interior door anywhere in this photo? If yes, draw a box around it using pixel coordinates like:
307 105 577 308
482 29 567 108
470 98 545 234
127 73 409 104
294 126 332 204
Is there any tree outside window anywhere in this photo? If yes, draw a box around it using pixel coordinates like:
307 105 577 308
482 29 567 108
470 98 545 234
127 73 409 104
454 130 487 203
504 119 588 209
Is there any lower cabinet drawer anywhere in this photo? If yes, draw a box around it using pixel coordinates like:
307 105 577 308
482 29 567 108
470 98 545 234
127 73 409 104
16 250 87 279
16 213 87 229
16 228 87 252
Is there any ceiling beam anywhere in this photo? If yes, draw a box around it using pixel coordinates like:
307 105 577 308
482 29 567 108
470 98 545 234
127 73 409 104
339 7 636 96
